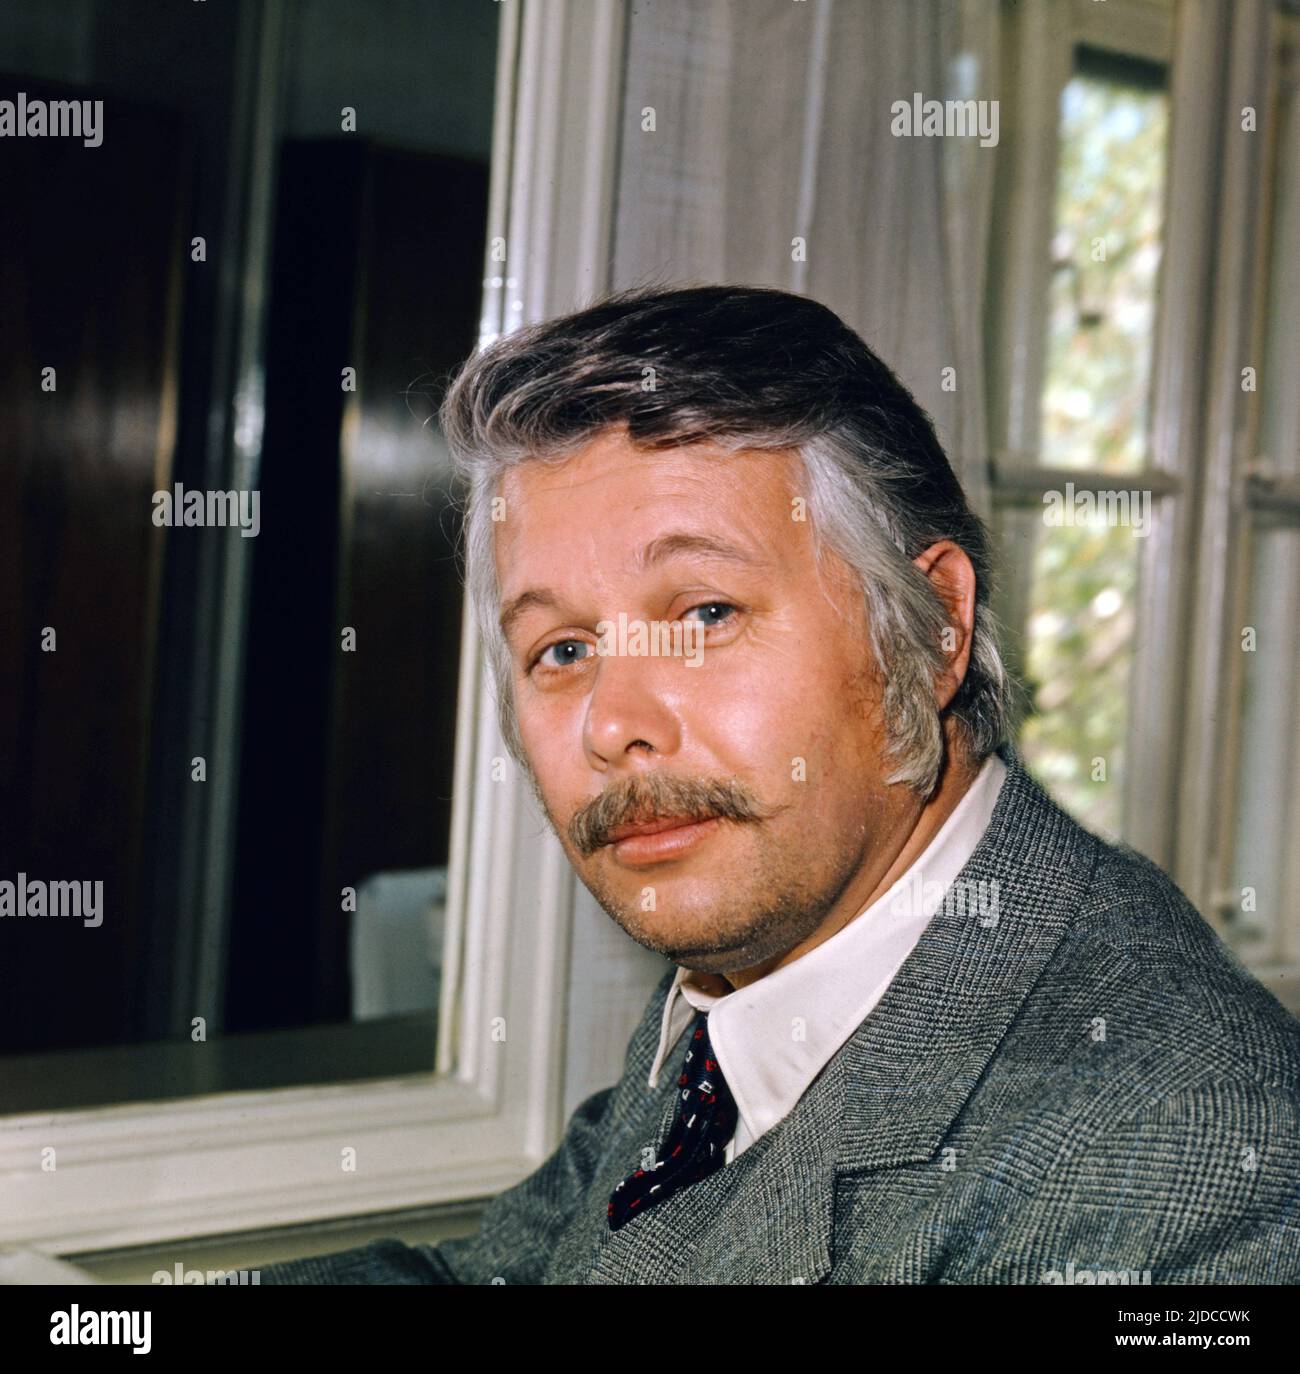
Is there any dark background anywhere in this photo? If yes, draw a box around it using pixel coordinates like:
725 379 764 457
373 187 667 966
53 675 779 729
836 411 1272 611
0 0 497 1061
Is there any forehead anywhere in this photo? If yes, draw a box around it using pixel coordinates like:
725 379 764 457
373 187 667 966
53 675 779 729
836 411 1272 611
493 429 805 579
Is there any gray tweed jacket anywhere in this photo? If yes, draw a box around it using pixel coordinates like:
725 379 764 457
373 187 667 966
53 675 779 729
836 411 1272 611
260 744 1300 1284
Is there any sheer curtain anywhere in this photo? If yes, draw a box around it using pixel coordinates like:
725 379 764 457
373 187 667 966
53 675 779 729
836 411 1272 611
610 0 1000 520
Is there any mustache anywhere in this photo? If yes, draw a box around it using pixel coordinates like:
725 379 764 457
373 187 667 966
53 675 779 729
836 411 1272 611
567 771 776 857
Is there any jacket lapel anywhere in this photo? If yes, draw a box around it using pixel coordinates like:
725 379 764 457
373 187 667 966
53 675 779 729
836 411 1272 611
833 741 1101 1173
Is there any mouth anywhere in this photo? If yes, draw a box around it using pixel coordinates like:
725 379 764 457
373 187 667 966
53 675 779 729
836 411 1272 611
603 815 724 866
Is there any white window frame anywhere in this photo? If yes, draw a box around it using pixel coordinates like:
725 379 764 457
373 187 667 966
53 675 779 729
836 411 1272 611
0 0 630 1257
1210 7 1300 1008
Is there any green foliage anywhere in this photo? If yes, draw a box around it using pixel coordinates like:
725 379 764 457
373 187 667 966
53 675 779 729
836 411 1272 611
1041 74 1167 473
1016 68 1167 837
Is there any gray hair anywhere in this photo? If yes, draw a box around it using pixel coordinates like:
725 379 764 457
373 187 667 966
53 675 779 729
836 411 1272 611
439 284 1018 798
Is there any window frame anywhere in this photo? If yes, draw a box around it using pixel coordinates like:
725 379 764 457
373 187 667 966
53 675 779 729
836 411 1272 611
1213 8 1300 1007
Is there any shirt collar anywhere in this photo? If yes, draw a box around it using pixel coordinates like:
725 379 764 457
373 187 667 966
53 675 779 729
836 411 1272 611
646 751 1009 1150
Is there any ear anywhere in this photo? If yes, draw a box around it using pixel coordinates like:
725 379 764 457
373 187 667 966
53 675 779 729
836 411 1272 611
911 540 976 711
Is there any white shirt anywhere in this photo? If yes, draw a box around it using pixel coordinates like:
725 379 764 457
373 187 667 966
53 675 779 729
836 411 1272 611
646 751 1008 1163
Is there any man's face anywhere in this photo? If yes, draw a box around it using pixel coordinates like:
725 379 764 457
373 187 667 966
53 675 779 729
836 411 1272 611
494 425 920 979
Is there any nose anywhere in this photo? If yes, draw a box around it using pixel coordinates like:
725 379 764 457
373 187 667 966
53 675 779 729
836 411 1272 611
582 651 684 771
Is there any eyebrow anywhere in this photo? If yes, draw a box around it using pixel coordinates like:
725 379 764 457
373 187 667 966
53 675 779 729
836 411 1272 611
498 532 768 642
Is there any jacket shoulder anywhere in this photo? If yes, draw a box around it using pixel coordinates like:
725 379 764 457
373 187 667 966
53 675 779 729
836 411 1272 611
1059 835 1300 1091
929 824 1300 1282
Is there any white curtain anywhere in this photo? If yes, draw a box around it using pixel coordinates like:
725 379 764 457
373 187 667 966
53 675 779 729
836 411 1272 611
611 0 1000 520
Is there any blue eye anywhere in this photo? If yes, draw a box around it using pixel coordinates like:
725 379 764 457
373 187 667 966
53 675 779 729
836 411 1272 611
684 602 736 627
534 639 592 670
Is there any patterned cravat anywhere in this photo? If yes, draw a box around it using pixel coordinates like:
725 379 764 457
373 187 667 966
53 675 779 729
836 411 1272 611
608 1008 737 1230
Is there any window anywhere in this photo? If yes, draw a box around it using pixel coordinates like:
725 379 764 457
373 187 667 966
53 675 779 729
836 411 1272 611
992 41 1171 842
1041 51 1168 475
1018 47 1168 838
0 0 569 1257
988 0 1298 1016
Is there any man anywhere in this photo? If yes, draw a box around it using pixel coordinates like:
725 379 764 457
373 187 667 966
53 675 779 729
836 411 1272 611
262 285 1300 1284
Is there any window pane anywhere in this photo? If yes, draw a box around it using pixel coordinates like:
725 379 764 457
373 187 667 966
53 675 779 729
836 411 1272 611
0 0 499 1109
1040 48 1168 473
998 506 1143 840
1227 521 1300 968
1257 54 1300 479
